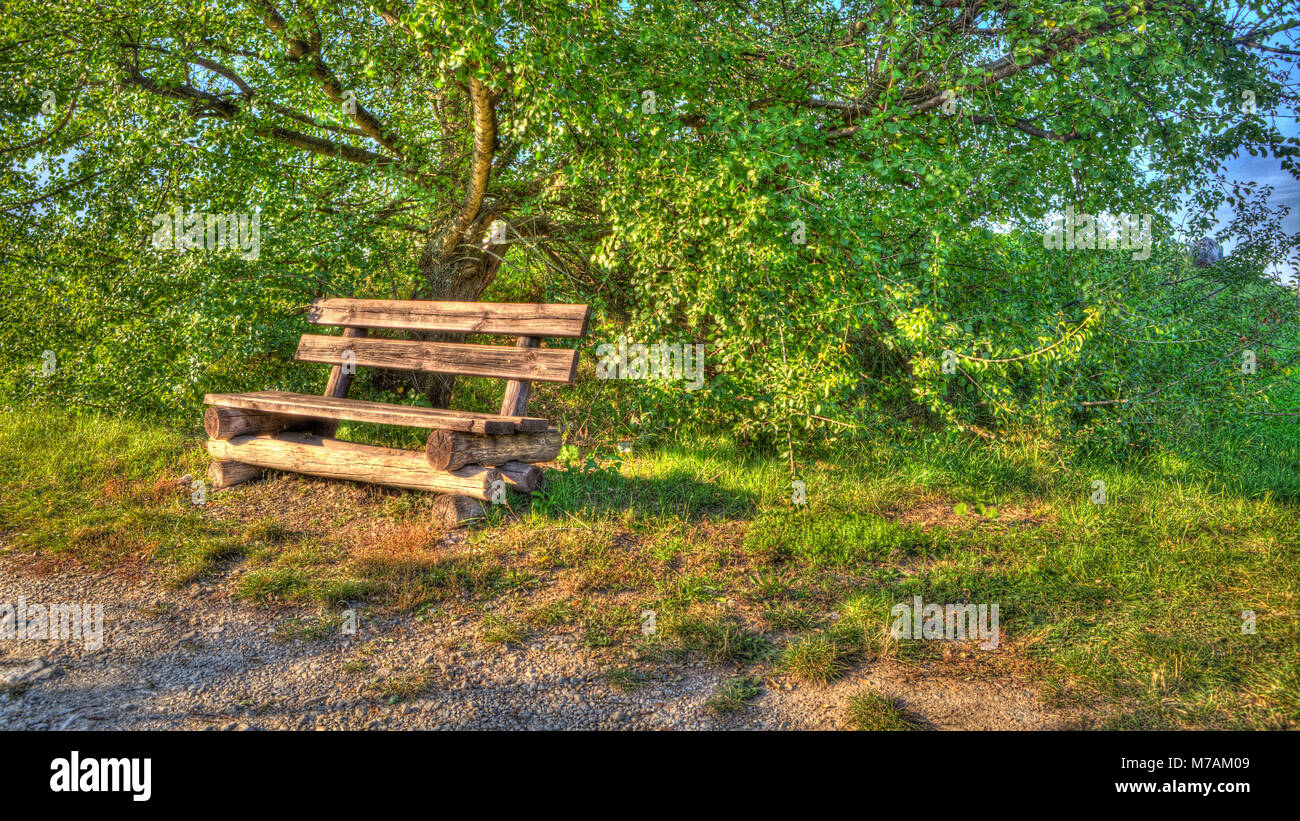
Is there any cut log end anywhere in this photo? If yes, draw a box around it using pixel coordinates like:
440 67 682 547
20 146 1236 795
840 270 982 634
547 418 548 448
432 494 486 528
208 460 263 490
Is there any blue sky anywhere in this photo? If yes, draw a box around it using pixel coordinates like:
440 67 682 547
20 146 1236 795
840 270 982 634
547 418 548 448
1215 108 1298 279
1206 15 1299 282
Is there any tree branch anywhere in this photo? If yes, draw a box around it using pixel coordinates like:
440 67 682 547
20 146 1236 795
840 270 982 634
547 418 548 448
120 65 401 169
439 76 497 256
970 114 1089 142
254 0 404 157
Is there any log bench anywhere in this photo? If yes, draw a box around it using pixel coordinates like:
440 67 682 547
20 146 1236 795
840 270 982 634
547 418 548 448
203 298 589 526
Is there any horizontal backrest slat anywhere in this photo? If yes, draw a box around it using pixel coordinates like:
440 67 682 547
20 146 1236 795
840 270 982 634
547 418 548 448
296 334 580 384
308 298 590 338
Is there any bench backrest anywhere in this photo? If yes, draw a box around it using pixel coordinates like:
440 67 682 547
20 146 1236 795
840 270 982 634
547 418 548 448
301 298 590 418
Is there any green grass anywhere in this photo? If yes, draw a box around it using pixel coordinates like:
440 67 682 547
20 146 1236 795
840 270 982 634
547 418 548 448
846 690 921 731
368 666 440 704
0 407 242 584
707 676 763 713
604 665 649 691
779 633 852 684
662 612 775 664
477 613 529 646
0 404 1296 729
272 612 345 642
527 600 576 627
242 518 293 546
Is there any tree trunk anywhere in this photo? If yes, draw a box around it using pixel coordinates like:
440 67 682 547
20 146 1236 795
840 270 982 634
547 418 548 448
407 220 506 408
409 76 503 409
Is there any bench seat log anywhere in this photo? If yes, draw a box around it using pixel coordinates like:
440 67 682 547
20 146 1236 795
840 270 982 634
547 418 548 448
207 432 503 500
204 405 316 440
295 334 579 384
426 428 562 471
205 391 548 434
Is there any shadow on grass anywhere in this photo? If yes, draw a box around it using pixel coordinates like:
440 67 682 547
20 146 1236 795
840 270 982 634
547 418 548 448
526 464 757 523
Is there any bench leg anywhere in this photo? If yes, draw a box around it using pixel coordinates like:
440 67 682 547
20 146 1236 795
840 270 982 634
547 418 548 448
499 336 539 416
208 460 263 490
316 327 367 437
432 494 486 528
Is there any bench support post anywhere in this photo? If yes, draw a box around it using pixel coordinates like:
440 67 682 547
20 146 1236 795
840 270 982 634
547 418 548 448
316 327 367 436
499 336 539 417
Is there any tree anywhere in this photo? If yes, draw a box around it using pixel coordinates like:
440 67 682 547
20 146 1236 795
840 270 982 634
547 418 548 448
2 1 1296 434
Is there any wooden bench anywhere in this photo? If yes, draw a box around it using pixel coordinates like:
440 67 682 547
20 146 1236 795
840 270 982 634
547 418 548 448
203 298 589 524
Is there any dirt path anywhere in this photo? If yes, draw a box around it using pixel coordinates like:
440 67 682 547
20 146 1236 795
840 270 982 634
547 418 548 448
0 555 1088 731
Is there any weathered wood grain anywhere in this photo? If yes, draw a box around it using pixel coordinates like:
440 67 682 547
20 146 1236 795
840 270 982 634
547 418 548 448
307 298 590 338
426 428 562 471
432 494 487 528
497 461 544 494
204 391 548 434
207 460 264 490
295 334 579 384
204 405 314 439
499 336 540 417
316 327 367 437
206 432 502 499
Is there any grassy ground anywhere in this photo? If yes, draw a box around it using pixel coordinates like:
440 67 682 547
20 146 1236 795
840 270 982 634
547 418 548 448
0 406 1295 729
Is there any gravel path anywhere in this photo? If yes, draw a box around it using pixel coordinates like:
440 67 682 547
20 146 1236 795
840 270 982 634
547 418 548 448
0 556 1085 730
